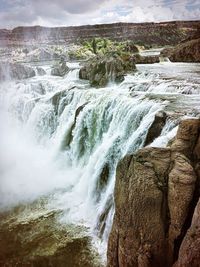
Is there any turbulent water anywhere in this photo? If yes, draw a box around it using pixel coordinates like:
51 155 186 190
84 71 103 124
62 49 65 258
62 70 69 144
0 59 200 260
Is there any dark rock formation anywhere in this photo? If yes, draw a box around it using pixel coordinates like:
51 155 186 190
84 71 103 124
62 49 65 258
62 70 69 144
61 102 88 149
1 21 199 47
37 67 46 76
132 54 160 64
51 58 69 77
107 119 200 267
123 41 139 53
0 61 35 80
161 38 200 62
144 111 167 146
79 55 136 87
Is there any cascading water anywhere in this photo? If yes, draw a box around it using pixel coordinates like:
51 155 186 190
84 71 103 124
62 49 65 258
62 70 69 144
0 59 200 262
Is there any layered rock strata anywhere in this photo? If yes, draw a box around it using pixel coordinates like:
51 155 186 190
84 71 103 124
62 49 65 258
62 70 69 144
1 21 199 46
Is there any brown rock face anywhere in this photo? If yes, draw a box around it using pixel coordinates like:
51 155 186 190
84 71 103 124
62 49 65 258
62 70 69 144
1 21 200 46
173 198 200 267
171 118 200 158
161 38 200 63
107 119 200 267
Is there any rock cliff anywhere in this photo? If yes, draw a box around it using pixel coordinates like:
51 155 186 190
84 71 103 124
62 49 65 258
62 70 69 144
161 38 200 62
107 119 200 267
0 21 199 47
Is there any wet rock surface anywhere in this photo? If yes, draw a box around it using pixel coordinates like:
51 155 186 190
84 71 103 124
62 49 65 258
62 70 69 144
107 119 200 267
79 55 136 87
51 58 69 77
36 67 46 76
0 198 102 267
132 54 160 64
144 110 167 146
0 61 36 80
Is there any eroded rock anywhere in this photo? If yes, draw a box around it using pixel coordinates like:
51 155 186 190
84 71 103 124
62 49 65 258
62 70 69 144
173 198 200 267
107 119 200 267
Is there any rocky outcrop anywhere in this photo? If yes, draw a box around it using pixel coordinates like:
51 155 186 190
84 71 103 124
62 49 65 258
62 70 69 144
51 58 69 77
107 119 200 267
132 54 160 64
0 61 35 80
79 55 136 87
37 67 46 75
1 21 200 46
172 122 200 267
173 198 200 267
144 111 167 146
161 38 200 62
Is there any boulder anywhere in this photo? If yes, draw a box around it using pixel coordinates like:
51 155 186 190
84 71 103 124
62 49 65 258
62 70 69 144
51 58 69 77
0 61 35 81
122 41 139 53
36 67 46 76
107 119 200 267
79 54 136 87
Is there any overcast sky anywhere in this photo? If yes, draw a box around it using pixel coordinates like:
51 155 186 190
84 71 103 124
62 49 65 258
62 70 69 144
0 0 200 29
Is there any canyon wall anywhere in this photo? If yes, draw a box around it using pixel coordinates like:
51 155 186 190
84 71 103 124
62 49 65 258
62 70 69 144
0 21 200 46
107 119 200 267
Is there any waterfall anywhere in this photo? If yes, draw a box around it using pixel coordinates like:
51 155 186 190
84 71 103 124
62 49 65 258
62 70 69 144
0 60 199 260
159 56 171 63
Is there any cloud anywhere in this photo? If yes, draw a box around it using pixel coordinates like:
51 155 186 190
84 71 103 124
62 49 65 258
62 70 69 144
0 0 199 29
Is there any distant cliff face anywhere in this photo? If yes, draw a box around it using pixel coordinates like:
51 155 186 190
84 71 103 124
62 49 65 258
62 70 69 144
0 21 200 46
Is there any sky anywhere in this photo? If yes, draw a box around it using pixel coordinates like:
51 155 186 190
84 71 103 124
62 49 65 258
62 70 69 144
0 0 200 29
